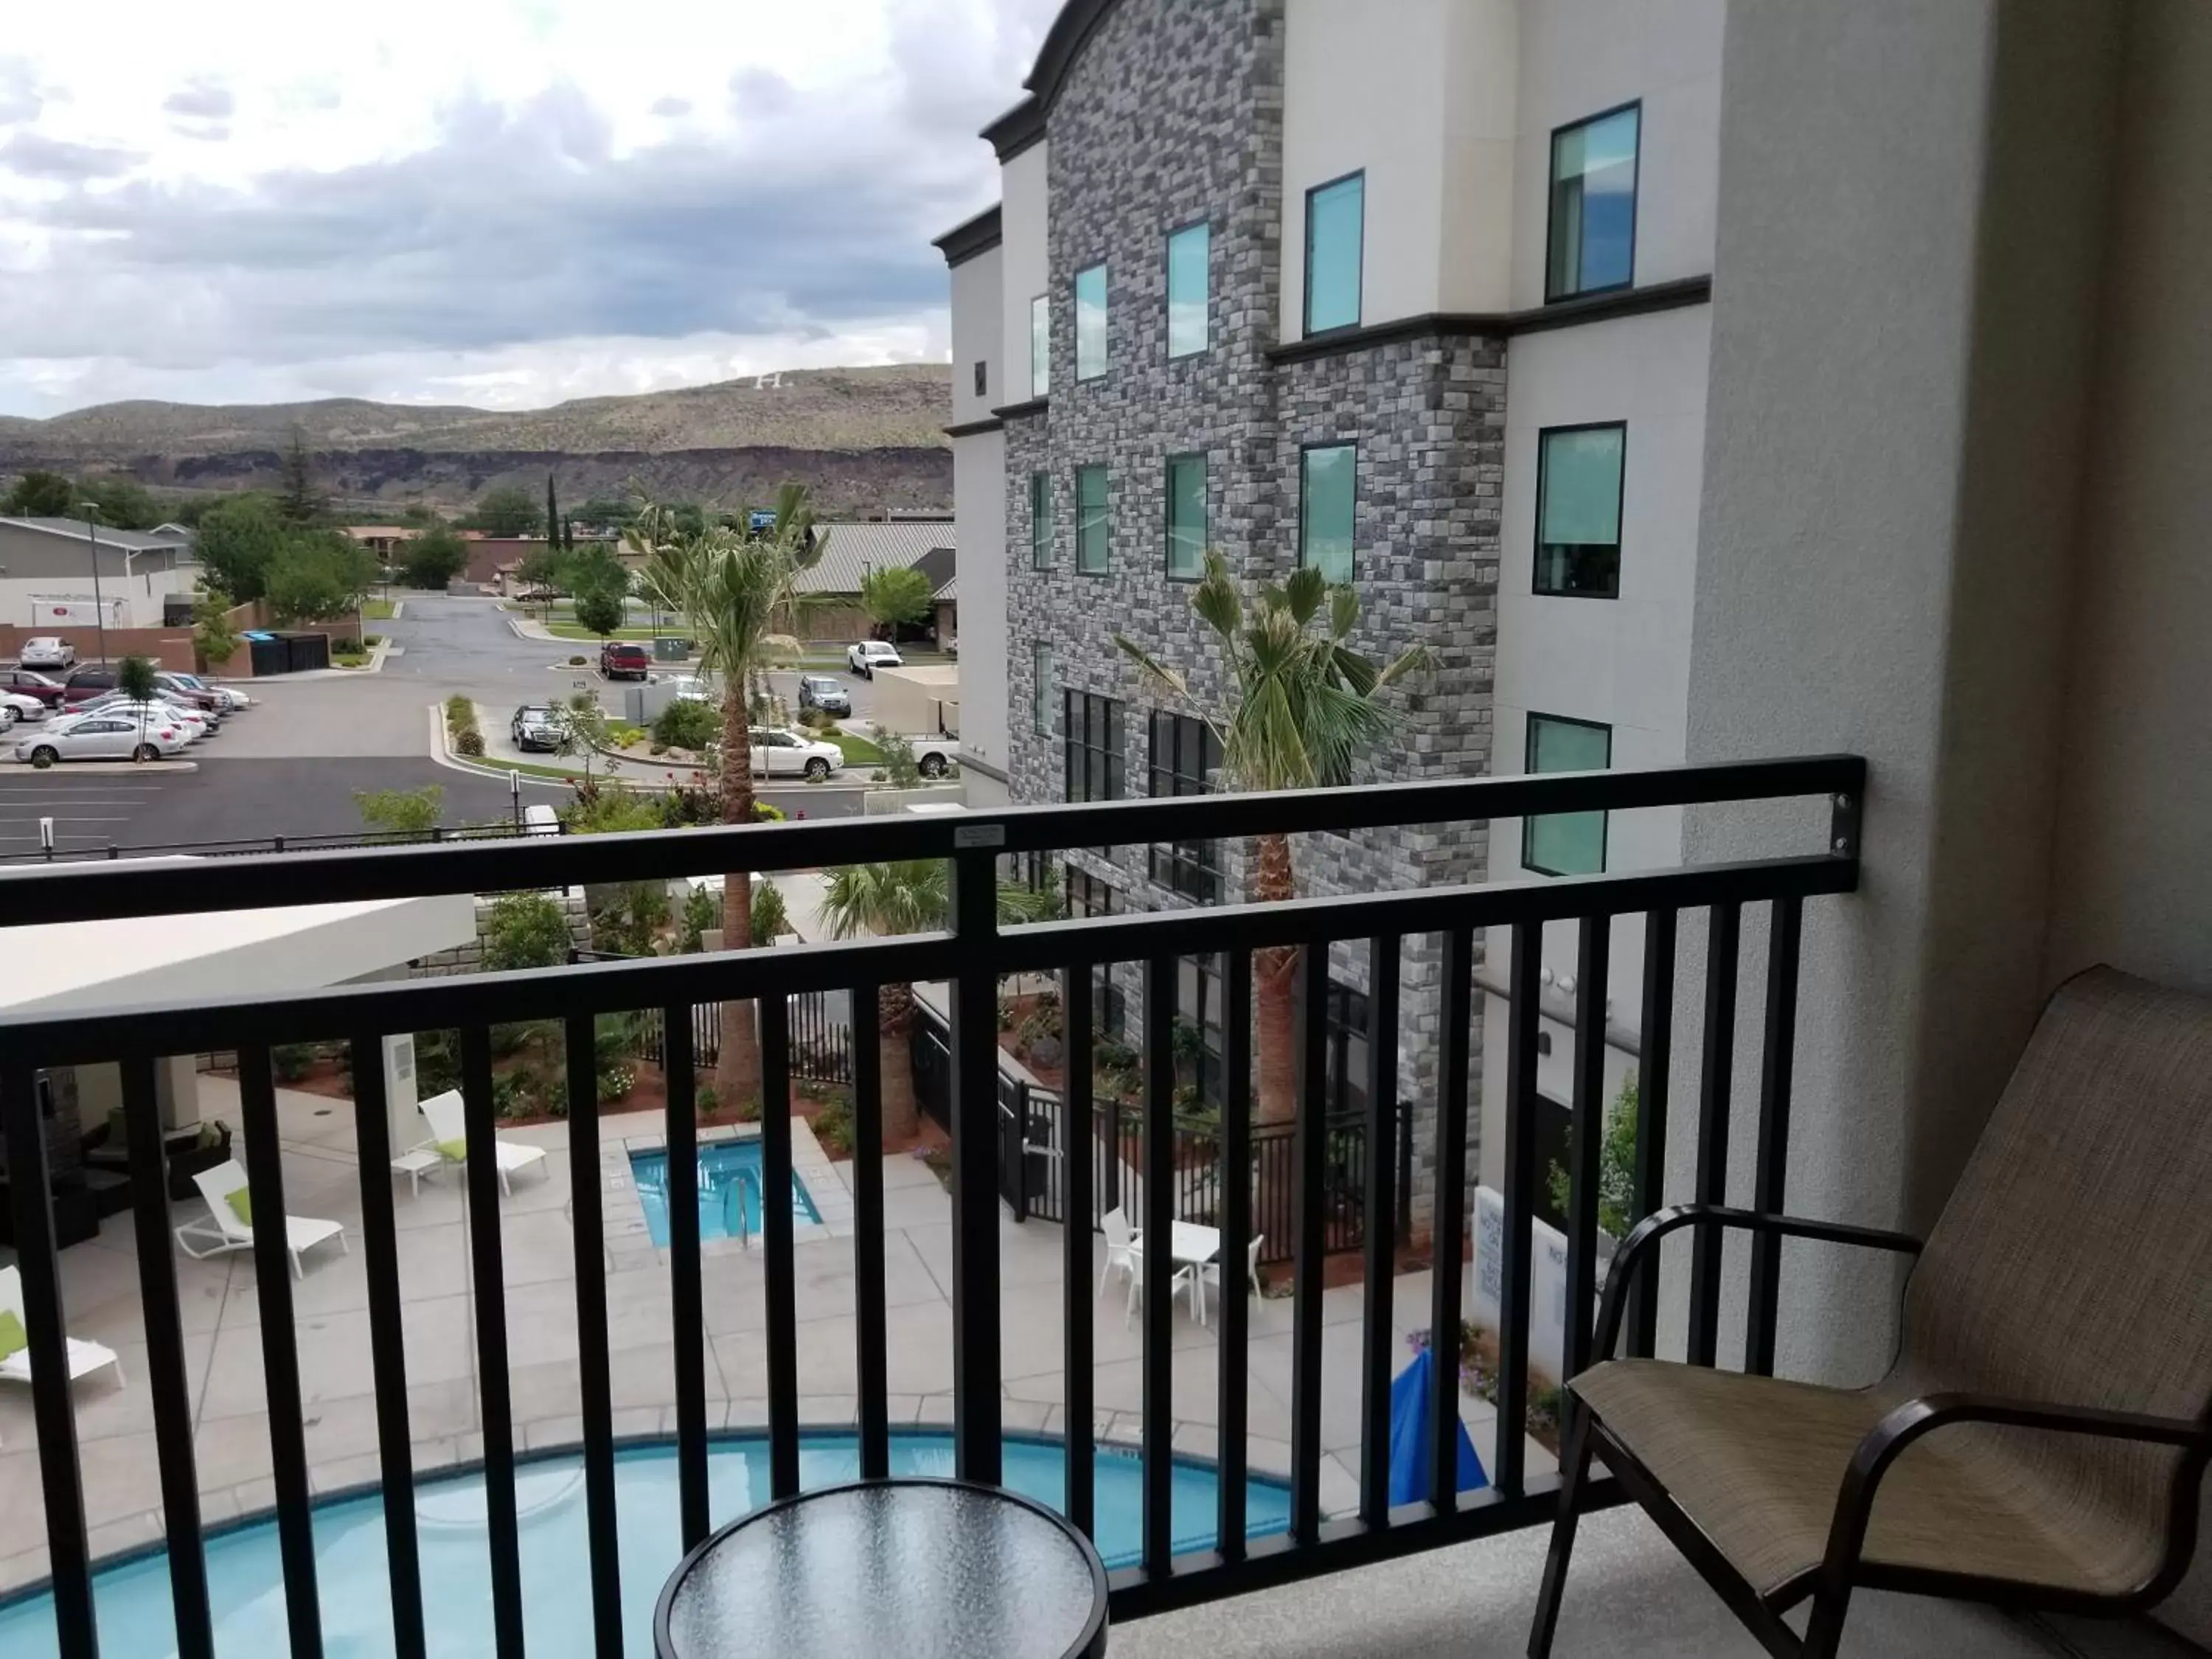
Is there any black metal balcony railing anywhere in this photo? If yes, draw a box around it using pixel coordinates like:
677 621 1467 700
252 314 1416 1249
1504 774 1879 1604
0 755 1863 1659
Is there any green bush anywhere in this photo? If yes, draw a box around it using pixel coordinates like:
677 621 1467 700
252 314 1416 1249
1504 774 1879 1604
454 728 485 757
483 892 572 972
652 698 720 752
751 880 790 942
732 1093 762 1123
443 695 475 734
813 1096 855 1158
271 1043 317 1082
414 1031 460 1096
595 1063 636 1105
696 1082 719 1117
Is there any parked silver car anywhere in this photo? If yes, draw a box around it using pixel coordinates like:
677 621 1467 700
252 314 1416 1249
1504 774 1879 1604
17 636 76 670
17 712 190 765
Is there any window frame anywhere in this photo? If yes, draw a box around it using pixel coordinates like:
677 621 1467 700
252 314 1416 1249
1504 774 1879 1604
1302 169 1366 338
973 360 987 398
1164 217 1211 361
1076 463 1111 577
1545 100 1642 305
1147 709 1222 902
1164 451 1207 582
1532 420 1628 600
1032 643 1054 736
1030 471 1054 570
1029 294 1050 397
1074 262 1109 383
1522 711 1614 877
1298 439 1359 583
1062 689 1127 804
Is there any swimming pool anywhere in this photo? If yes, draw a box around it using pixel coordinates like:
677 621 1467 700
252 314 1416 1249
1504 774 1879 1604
629 1139 819 1246
0 1432 1293 1658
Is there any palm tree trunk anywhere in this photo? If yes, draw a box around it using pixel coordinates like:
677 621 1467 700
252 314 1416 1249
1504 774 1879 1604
879 981 919 1144
717 684 763 1108
1251 831 1299 1128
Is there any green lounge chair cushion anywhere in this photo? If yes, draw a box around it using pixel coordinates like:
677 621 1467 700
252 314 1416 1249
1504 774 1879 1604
226 1188 253 1227
437 1140 468 1162
0 1310 25 1362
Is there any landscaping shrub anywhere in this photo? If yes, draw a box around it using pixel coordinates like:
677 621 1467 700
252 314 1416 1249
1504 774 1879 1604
271 1043 317 1082
454 729 484 757
751 880 790 942
568 655 588 667
595 1063 636 1105
678 883 718 953
651 698 720 753
443 695 475 734
813 1096 855 1158
697 1082 719 1117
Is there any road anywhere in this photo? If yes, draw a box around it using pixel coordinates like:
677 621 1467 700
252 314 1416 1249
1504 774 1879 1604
0 593 873 858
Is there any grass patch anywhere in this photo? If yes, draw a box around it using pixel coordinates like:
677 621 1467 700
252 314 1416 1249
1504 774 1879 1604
826 731 887 766
362 599 397 619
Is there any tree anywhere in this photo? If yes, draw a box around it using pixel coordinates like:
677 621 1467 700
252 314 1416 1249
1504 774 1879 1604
1116 554 1429 1127
546 474 560 558
469 485 543 538
574 582 627 640
355 785 445 840
4 469 75 517
116 655 160 749
266 534 376 624
517 543 567 602
575 495 638 532
858 563 933 636
195 494 289 602
818 860 1056 1143
1547 1070 1640 1239
278 430 327 526
191 583 240 669
78 476 164 531
552 691 613 782
630 484 821 1107
482 892 574 972
401 525 470 590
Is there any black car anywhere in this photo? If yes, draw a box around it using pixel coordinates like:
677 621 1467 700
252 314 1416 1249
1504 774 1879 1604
796 674 851 717
511 704 566 752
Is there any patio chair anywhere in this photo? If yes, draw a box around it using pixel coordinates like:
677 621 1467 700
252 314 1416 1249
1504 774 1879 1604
1098 1206 1141 1302
1124 1239 1200 1329
1201 1235 1265 1310
0 1265 124 1443
1529 967 2212 1659
174 1161 348 1280
414 1089 549 1197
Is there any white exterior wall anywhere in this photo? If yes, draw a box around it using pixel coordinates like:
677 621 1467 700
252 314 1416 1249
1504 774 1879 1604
0 566 192 629
954 425 1009 799
1279 0 1518 338
998 144 1050 396
949 240 1003 427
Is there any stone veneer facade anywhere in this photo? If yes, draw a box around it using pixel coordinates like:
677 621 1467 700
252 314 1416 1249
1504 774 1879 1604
999 0 1502 1233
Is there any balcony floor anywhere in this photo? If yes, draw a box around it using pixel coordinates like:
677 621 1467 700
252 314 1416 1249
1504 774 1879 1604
1112 1501 2199 1659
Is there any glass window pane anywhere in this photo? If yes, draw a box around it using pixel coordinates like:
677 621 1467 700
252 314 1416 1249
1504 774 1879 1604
1166 222 1209 358
1524 714 1612 875
1078 465 1110 573
1300 444 1356 582
1033 644 1052 734
1548 107 1639 299
1304 174 1363 334
1031 473 1052 569
1539 428 1624 544
1075 264 1108 380
1166 454 1206 579
1030 294 1050 397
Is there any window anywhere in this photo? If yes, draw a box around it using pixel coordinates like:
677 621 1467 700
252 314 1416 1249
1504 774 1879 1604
1523 713 1613 876
1304 172 1364 335
1032 644 1054 735
1165 453 1207 580
1547 105 1640 300
1064 690 1126 804
1148 711 1222 902
1030 472 1054 569
1321 981 1372 1119
1175 953 1228 1105
973 360 987 397
1074 264 1108 380
1065 870 1127 1037
1299 443 1357 582
1077 465 1110 574
1534 424 1626 597
1029 295 1049 397
1166 220 1210 358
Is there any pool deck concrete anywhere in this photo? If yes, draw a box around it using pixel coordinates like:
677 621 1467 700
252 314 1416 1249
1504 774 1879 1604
0 1078 1539 1597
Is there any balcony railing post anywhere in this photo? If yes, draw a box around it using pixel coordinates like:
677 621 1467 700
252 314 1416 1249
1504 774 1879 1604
946 842 1004 1484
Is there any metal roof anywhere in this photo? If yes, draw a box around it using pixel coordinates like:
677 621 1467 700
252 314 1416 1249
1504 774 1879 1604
0 517 194 552
796 521 955 594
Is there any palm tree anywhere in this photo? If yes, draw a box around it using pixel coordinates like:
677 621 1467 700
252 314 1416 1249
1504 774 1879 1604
629 485 820 1107
1116 553 1428 1127
818 860 1058 1144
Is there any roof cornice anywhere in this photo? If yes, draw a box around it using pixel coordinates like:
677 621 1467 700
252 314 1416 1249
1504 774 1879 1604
980 0 1120 161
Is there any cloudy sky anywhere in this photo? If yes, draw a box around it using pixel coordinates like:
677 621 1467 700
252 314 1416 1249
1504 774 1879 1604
0 0 1057 418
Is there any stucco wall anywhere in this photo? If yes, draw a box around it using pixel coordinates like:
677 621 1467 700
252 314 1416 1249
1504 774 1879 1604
998 143 1051 397
950 241 1002 428
953 426 1009 779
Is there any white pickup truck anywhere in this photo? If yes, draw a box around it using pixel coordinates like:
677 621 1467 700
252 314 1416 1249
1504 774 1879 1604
903 737 959 779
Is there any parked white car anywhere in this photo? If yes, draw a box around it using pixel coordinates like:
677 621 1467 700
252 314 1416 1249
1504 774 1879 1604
167 672 250 712
747 728 844 780
846 640 902 678
1 692 46 727
18 636 76 670
68 696 210 741
17 712 190 765
661 674 717 703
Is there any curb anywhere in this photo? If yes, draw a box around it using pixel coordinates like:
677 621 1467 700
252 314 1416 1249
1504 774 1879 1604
0 757 198 773
424 703 572 790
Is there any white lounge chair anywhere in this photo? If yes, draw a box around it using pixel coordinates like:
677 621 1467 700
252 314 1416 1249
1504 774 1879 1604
1124 1239 1201 1329
1098 1206 1141 1301
0 1266 124 1427
174 1161 348 1279
1201 1235 1265 1307
414 1089 548 1197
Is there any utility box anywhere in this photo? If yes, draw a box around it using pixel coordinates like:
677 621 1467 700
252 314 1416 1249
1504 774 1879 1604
653 636 692 661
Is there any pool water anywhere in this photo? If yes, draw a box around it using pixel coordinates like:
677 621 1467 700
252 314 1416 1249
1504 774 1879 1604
0 1432 1293 1658
630 1140 819 1246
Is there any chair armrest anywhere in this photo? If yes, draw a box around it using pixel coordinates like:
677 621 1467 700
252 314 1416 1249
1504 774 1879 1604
1815 1393 2212 1601
1593 1204 1922 1361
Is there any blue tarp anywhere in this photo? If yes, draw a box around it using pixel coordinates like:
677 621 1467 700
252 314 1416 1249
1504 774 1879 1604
241 630 275 641
1387 1346 1488 1506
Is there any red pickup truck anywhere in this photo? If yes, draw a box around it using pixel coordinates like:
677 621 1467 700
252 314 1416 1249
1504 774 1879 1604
599 641 652 681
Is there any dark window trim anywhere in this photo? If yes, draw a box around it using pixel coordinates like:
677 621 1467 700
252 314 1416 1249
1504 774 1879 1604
1147 709 1222 902
1532 420 1628 600
1076 463 1112 577
1522 710 1613 877
1063 689 1127 805
1164 215 1212 362
1545 99 1643 306
943 416 1004 439
1164 451 1207 582
1030 471 1054 571
991 396 1050 422
1302 169 1366 339
1074 261 1110 383
973 361 988 397
1264 276 1711 365
1298 439 1360 582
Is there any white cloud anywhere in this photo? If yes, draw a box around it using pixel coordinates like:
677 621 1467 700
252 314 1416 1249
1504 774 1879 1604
0 0 1060 417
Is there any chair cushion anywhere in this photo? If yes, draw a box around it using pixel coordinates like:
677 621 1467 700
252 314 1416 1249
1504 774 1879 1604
437 1139 468 1162
1574 1359 2163 1600
226 1188 253 1227
0 1310 24 1363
